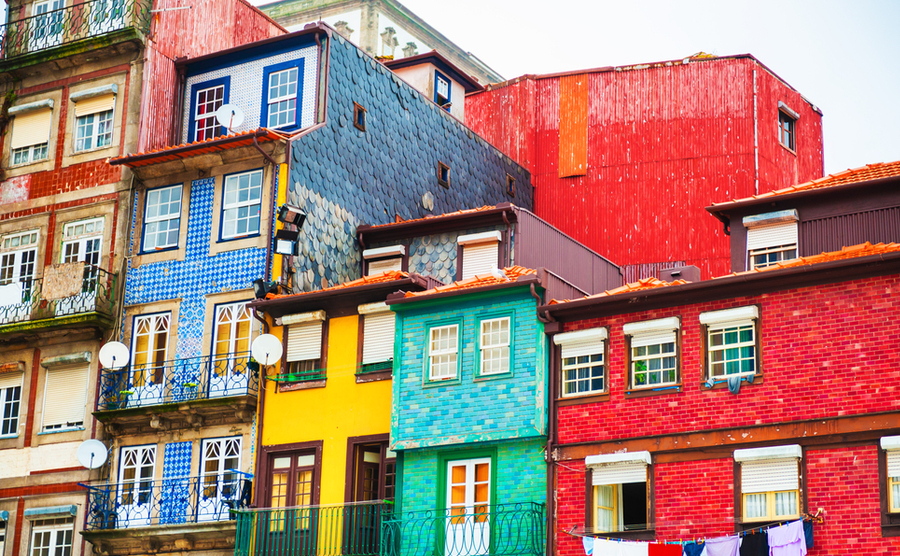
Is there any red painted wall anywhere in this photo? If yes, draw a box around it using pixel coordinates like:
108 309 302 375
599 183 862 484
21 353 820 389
466 56 825 281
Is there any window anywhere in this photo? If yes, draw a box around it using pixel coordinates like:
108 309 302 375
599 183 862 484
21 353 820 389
142 184 183 252
118 445 156 526
458 231 501 280
445 457 491 555
435 71 451 111
353 102 367 131
73 93 115 152
554 328 607 397
62 218 103 294
0 519 5 554
267 68 299 128
437 161 450 188
428 324 458 381
0 371 23 436
778 110 796 151
623 317 679 390
882 436 900 516
479 317 510 376
506 174 515 197
194 84 225 141
199 437 242 522
42 365 87 431
30 0 64 51
734 445 802 523
130 313 170 405
30 517 74 556
586 452 651 534
221 170 263 240
284 311 325 381
9 104 52 165
265 447 319 533
359 302 395 375
212 302 254 396
744 211 799 270
0 230 39 301
700 306 759 380
363 245 405 276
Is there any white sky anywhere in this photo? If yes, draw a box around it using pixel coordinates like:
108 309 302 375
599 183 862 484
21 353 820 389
255 0 899 176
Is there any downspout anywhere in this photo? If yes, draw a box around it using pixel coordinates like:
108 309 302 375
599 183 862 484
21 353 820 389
251 307 270 506
753 68 759 196
502 210 512 268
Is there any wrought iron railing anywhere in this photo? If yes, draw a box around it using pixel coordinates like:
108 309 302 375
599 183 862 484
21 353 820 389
0 0 151 60
381 502 545 556
99 351 260 410
83 474 251 531
0 265 116 326
234 501 390 556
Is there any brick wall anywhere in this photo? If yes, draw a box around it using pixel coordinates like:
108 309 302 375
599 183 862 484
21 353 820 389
557 274 900 445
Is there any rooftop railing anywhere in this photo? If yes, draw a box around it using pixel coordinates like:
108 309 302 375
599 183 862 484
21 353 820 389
0 0 151 61
234 501 390 556
381 502 546 556
99 351 260 410
0 265 116 327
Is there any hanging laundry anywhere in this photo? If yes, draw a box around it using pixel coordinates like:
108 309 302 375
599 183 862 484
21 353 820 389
766 521 806 556
584 535 595 555
802 520 813 549
682 541 707 556
648 543 682 556
705 535 740 556
592 537 649 555
739 532 768 556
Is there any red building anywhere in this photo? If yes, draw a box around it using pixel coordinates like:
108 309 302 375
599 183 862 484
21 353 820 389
466 54 824 281
536 162 900 555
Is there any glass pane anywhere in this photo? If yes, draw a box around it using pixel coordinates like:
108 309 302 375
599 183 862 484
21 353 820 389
744 493 766 519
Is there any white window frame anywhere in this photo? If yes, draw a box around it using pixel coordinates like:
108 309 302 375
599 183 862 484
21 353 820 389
267 67 299 128
29 517 74 556
213 301 254 358
479 317 510 376
458 231 501 280
744 211 799 270
554 328 607 397
41 365 88 432
624 317 679 390
0 376 22 437
194 85 225 141
735 445 802 522
221 170 263 240
12 142 49 165
118 444 156 508
142 184 183 252
61 217 104 268
428 324 459 381
0 230 39 299
199 437 242 521
74 108 114 152
701 306 759 379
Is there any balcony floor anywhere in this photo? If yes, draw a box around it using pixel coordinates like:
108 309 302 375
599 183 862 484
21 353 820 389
82 519 236 556
94 394 256 436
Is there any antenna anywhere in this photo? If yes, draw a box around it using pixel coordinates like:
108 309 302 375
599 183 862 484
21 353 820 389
215 104 244 132
99 341 130 370
76 439 109 470
251 334 283 367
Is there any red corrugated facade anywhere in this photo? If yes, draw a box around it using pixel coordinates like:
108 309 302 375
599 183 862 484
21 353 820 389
138 0 285 152
466 56 824 279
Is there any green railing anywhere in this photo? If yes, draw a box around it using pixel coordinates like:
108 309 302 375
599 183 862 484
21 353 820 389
0 265 116 326
381 502 545 556
234 501 389 556
0 0 151 61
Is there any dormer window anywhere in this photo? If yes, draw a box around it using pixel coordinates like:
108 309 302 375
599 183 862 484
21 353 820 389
363 245 405 276
744 210 798 270
457 231 501 280
435 70 451 111
194 84 225 141
267 67 299 128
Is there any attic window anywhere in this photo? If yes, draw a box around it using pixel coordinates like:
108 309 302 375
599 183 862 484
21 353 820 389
437 161 450 188
363 245 405 276
778 102 799 152
506 174 516 197
353 102 366 131
435 71 451 111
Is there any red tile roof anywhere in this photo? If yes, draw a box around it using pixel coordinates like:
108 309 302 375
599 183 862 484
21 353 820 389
710 160 900 207
402 266 535 298
265 271 410 300
549 277 687 304
109 128 288 168
732 242 900 275
368 205 498 228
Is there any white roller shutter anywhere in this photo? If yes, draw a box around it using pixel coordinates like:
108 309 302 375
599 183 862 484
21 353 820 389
0 372 22 391
461 242 499 280
631 330 676 349
286 322 323 362
73 94 116 118
362 312 395 364
746 222 798 251
367 257 402 275
11 109 52 149
555 328 607 360
888 451 900 478
740 458 799 493
591 462 648 486
42 366 88 429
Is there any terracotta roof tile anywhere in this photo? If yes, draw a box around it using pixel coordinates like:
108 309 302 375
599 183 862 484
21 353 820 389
403 266 535 298
265 271 410 300
369 205 498 228
549 277 687 304
726 242 900 276
711 160 900 207
109 128 289 168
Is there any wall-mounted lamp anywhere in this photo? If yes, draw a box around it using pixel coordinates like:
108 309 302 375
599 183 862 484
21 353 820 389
277 204 307 227
275 228 300 256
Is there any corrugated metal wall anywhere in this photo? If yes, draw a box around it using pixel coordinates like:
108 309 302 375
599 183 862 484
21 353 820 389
801 207 900 256
465 57 825 281
558 74 588 177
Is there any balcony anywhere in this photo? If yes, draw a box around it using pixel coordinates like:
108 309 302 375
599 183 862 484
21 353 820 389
95 352 260 434
81 474 250 555
234 501 390 556
381 502 546 556
0 264 116 339
0 0 151 73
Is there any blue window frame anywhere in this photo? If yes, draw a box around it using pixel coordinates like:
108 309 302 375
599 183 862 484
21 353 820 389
140 184 183 254
219 169 263 241
260 59 305 131
187 76 230 142
434 70 451 111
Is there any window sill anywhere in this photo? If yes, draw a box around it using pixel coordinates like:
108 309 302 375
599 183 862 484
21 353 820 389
0 434 18 439
474 371 513 382
356 370 392 383
625 385 682 398
38 427 85 435
590 529 655 541
218 233 261 244
139 246 179 256
779 142 797 156
424 376 461 388
278 379 326 392
701 374 764 391
73 144 114 156
882 522 900 537
557 392 609 407
9 158 49 169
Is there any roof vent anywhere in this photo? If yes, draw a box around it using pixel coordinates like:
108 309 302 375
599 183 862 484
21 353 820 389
658 265 700 283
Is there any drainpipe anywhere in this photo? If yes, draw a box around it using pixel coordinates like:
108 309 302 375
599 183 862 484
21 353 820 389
251 307 270 506
502 210 512 268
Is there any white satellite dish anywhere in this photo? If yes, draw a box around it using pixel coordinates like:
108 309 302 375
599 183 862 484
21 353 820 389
77 439 109 470
251 334 283 366
99 341 130 370
215 104 244 131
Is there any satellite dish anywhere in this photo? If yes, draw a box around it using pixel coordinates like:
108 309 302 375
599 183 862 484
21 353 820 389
251 334 283 366
77 439 109 470
99 342 130 370
215 104 244 131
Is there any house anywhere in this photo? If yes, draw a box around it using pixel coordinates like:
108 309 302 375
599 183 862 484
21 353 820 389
383 50 484 121
538 161 900 554
466 54 825 281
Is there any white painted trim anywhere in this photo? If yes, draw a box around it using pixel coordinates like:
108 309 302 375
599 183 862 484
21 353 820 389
622 317 680 336
363 245 405 259
281 310 326 325
734 444 802 462
586 451 652 467
881 436 900 451
358 301 391 315
553 327 607 346
699 306 759 326
457 230 502 246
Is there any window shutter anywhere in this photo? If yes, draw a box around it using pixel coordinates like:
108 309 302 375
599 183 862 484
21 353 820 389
740 458 799 493
43 367 88 428
461 242 499 279
0 372 22 391
74 94 116 118
362 312 395 364
887 451 900 478
560 338 604 359
367 257 402 275
591 462 647 485
630 330 676 349
11 109 52 149
286 322 323 362
746 222 798 250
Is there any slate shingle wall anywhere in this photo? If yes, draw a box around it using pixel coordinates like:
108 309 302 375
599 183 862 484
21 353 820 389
287 34 532 291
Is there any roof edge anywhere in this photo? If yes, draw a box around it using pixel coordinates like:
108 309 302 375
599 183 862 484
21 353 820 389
109 128 279 167
384 50 483 93
387 273 540 306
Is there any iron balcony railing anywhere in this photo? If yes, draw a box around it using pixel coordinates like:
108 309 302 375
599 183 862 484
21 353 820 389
0 0 151 61
234 501 390 556
381 502 546 556
99 351 260 410
83 474 251 531
0 265 116 326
